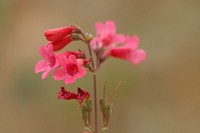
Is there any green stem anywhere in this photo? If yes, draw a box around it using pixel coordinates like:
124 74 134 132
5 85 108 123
81 31 98 133
87 43 98 133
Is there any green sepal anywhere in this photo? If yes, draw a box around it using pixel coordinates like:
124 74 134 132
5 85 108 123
81 105 88 121
99 98 107 113
85 99 92 112
105 105 112 120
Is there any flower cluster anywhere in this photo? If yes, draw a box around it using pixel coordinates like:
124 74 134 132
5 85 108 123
35 20 146 133
35 26 87 84
90 21 146 65
35 21 146 84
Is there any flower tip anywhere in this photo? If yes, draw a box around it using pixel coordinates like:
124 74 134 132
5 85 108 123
131 49 147 64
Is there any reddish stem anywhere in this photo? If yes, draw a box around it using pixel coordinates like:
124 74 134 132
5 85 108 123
81 31 98 133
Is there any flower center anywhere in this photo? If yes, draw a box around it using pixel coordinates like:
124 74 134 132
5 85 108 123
102 34 112 46
47 57 56 67
66 63 78 76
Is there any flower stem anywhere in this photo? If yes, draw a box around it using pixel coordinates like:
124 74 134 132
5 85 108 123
80 31 98 133
92 74 98 133
87 43 98 133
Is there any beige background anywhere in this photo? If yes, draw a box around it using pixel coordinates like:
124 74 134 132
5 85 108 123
0 0 200 133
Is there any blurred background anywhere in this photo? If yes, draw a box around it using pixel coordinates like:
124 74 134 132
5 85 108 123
0 0 200 133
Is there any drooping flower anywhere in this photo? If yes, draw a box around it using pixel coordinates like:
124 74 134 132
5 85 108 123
58 87 76 100
109 35 147 64
76 87 90 103
44 26 77 51
35 44 59 79
53 54 86 84
90 20 125 51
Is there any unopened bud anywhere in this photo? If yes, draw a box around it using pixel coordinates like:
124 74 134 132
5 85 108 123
44 26 75 42
85 33 93 42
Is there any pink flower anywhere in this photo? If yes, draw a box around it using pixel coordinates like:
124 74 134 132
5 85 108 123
58 87 76 100
76 87 90 103
90 20 125 50
58 51 86 59
35 44 59 79
53 54 86 84
109 36 146 64
44 26 75 42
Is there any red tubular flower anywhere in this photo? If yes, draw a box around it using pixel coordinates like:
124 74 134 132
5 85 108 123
44 26 77 51
58 87 77 100
49 36 72 51
44 26 76 42
76 87 90 103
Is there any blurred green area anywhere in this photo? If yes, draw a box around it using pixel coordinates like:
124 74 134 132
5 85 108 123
0 0 200 133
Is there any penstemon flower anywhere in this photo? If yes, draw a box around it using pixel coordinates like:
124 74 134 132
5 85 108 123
58 87 77 100
44 26 77 51
109 35 147 64
35 44 59 79
76 87 91 103
44 26 76 42
90 21 125 50
58 87 90 102
53 54 87 84
35 20 146 133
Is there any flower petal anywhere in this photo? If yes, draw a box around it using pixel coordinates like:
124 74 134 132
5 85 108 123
64 76 76 84
110 46 132 59
76 68 86 78
67 55 77 64
130 49 147 64
105 20 116 35
126 35 140 49
39 45 49 59
35 60 47 73
95 22 104 34
113 34 125 44
42 69 51 79
44 26 74 42
53 69 67 80
51 36 72 51
58 54 68 67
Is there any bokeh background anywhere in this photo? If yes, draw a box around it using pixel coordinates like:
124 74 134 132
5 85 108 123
0 0 200 133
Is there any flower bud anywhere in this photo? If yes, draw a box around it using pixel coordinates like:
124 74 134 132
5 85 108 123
44 26 75 42
85 33 93 42
50 36 72 51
